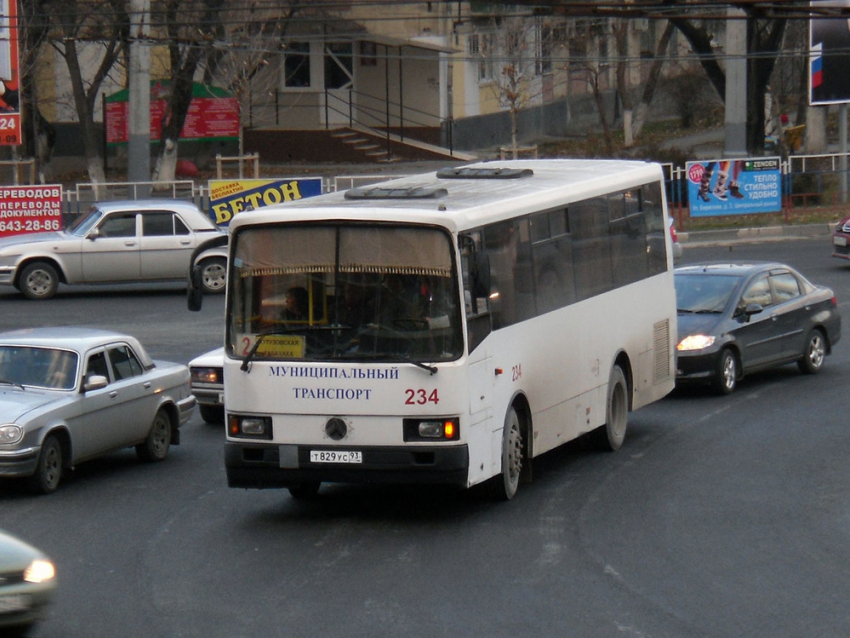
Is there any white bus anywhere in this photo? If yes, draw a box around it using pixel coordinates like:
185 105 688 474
197 160 677 500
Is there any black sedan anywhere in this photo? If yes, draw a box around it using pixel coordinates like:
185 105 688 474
674 262 841 394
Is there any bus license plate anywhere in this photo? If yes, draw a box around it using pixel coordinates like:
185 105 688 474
310 450 362 464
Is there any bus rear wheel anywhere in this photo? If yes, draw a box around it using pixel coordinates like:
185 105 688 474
592 365 628 451
489 406 523 501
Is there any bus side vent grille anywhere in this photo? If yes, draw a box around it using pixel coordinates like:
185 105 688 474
436 167 533 180
344 186 448 200
653 319 671 382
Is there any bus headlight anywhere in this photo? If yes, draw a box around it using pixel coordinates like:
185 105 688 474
403 418 459 442
677 334 716 351
228 415 272 439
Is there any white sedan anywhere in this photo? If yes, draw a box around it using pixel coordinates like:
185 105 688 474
189 347 224 424
0 327 196 494
0 199 227 300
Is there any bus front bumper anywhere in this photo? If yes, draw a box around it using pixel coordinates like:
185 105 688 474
224 441 469 489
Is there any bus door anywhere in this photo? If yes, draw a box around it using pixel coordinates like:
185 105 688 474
461 232 494 424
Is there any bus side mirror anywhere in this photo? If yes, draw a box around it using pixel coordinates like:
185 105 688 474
472 252 491 298
187 264 203 312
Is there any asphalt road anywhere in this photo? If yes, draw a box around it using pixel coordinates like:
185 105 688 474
2 236 849 638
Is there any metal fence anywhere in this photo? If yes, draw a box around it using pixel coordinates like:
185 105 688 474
59 152 850 228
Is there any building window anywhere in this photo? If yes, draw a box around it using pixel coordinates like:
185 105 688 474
360 41 377 67
284 42 311 88
536 24 553 75
469 33 493 82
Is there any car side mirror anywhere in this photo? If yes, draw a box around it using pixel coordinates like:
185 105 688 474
86 228 100 240
83 374 108 392
187 264 203 312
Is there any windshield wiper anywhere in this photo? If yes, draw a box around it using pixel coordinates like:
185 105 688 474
0 378 25 390
342 353 438 375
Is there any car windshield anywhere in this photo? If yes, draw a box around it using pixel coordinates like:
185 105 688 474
67 207 104 236
675 272 743 314
0 346 79 390
228 223 463 362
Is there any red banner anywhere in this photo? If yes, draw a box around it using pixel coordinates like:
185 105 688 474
106 96 240 144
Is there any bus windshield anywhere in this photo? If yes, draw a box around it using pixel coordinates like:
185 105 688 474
228 223 463 362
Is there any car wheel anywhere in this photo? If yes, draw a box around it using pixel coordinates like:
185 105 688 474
288 482 321 499
199 257 227 294
19 261 59 300
199 404 225 424
592 365 629 451
28 435 63 495
136 408 172 462
714 348 738 395
488 406 523 501
798 329 826 374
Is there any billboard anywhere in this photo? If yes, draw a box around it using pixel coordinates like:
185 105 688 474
0 0 20 145
810 1 850 105
0 186 64 238
208 178 323 226
105 82 240 144
686 158 782 217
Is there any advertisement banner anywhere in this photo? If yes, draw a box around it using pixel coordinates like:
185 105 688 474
209 178 323 226
686 158 782 217
0 186 63 238
105 82 240 144
0 0 20 145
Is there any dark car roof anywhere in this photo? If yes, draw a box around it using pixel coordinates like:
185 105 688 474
675 262 789 277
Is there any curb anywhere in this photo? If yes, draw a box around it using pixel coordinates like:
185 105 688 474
679 223 837 246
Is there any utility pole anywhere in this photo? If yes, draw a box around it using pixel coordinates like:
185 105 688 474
128 0 151 189
724 7 747 157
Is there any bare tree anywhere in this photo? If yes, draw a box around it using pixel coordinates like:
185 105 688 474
630 21 675 140
36 0 128 182
18 0 56 181
668 6 786 155
477 14 547 158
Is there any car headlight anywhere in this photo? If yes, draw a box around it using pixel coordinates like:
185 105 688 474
24 558 56 584
677 334 716 351
0 424 23 444
191 367 222 384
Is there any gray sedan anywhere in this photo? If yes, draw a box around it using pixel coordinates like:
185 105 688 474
0 199 227 300
0 327 196 493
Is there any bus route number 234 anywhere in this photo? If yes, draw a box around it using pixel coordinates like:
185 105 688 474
405 388 439 405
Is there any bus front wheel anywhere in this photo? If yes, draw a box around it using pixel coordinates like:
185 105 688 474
489 406 523 501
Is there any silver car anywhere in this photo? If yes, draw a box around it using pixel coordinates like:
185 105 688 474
0 528 57 635
0 327 196 494
0 199 227 300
